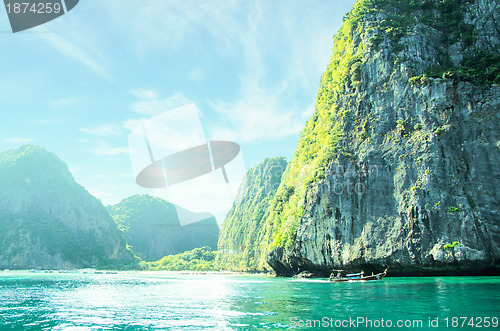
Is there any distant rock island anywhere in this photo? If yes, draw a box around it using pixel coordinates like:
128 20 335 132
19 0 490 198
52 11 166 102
0 145 219 269
108 194 219 261
0 145 136 269
218 0 500 276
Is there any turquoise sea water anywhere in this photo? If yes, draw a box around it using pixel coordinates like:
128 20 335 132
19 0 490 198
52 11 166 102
0 272 498 330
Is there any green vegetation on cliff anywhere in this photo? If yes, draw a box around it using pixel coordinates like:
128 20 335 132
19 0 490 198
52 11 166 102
216 157 287 271
109 194 180 233
263 5 358 250
346 0 499 84
264 0 499 255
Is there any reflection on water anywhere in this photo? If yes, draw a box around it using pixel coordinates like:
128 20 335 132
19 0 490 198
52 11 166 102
0 272 498 330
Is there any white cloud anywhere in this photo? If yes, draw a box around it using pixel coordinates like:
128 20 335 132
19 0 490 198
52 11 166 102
1 137 33 144
163 0 352 143
131 89 158 100
91 141 129 156
40 32 110 79
210 89 307 142
104 1 355 143
130 92 193 116
208 14 317 143
98 0 244 56
301 104 315 118
80 124 121 137
50 97 80 111
29 117 66 125
126 103 207 177
188 68 205 82
122 118 146 131
123 93 199 165
209 127 238 142
150 151 245 223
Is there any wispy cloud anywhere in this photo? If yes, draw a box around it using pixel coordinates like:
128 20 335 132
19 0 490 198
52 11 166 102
80 124 121 137
188 68 205 83
131 89 158 100
98 0 243 55
50 97 80 111
205 1 326 142
210 88 310 142
39 31 110 79
1 137 33 145
29 117 67 125
91 141 128 156
122 118 146 131
95 0 354 145
104 1 350 143
130 91 193 116
301 104 315 119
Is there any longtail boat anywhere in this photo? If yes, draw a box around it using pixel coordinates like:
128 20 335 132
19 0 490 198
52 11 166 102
329 267 389 282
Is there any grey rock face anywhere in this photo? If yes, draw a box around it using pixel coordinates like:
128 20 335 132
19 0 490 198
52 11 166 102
0 145 134 269
267 0 500 276
108 194 219 261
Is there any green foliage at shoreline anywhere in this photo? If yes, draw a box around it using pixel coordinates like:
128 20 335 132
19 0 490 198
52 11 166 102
139 246 216 271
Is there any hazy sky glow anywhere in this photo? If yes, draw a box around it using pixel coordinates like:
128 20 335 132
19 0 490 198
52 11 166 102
0 0 355 216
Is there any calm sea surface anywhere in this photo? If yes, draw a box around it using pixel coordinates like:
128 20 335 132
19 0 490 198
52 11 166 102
0 271 498 330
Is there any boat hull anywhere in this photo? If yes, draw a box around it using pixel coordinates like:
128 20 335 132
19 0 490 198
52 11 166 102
330 269 388 282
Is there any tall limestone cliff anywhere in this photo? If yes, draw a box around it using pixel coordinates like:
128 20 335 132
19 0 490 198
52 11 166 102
0 145 136 269
216 157 287 271
265 0 500 276
108 194 219 261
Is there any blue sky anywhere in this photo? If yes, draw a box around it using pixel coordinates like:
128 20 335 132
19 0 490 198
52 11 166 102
0 0 355 213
